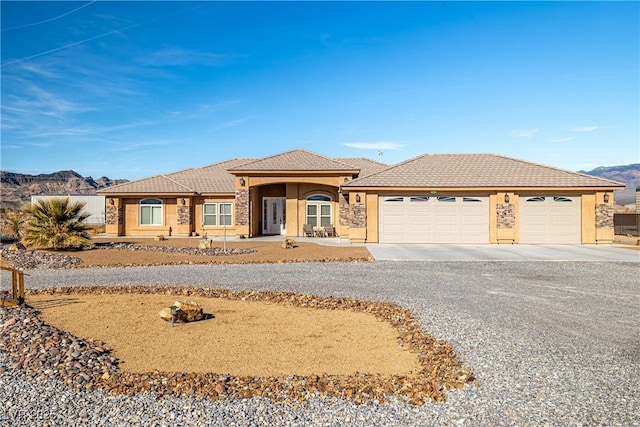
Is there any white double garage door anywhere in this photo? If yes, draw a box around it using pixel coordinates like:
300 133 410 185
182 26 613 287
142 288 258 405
378 195 581 244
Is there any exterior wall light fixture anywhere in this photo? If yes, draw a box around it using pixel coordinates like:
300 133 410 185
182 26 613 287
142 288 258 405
344 177 349 183
109 198 114 205
603 193 609 203
180 198 186 205
355 194 361 203
504 194 510 203
239 177 246 186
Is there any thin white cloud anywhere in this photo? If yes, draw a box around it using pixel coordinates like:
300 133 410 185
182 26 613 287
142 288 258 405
342 141 405 150
507 129 539 138
549 137 575 143
1 1 97 32
568 126 600 132
210 116 253 131
141 47 240 67
1 23 140 68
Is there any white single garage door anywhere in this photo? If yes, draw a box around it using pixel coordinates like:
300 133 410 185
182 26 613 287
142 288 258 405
519 196 581 244
379 196 489 243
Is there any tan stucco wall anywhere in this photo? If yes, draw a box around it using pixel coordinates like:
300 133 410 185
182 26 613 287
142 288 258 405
120 198 177 237
194 196 237 237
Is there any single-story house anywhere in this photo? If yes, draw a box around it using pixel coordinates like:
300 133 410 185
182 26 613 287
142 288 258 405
98 149 624 244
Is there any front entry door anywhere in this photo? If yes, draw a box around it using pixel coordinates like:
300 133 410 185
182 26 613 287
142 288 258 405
263 197 286 235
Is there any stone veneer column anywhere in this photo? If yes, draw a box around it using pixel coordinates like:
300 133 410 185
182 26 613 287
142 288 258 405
105 205 122 225
349 204 367 228
105 204 123 236
176 206 192 226
595 204 614 228
235 189 249 226
338 193 350 227
496 204 515 228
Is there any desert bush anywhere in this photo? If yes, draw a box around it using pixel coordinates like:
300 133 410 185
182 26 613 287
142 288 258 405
0 207 29 241
23 198 92 250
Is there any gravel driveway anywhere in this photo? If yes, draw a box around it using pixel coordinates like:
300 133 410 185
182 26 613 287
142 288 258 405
3 260 639 426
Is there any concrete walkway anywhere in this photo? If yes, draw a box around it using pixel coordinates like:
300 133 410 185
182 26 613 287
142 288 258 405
366 243 640 261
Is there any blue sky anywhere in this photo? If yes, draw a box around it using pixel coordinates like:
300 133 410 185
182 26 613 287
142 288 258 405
1 1 638 180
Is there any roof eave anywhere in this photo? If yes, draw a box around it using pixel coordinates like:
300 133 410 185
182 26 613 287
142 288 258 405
342 185 626 192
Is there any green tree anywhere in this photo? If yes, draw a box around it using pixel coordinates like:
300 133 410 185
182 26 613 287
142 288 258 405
23 198 92 250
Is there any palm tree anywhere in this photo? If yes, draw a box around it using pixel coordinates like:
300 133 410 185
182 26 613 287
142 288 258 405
23 198 92 250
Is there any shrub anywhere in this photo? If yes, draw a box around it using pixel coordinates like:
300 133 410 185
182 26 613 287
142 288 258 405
23 198 92 250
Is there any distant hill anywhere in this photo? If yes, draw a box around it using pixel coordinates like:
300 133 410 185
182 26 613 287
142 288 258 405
0 170 128 209
579 163 640 206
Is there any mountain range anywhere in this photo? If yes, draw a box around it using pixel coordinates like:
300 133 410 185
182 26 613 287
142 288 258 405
0 163 638 210
579 163 639 206
0 170 128 209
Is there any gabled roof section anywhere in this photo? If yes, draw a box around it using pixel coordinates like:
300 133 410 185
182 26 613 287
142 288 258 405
99 158 254 194
228 149 359 172
337 157 389 179
344 153 626 188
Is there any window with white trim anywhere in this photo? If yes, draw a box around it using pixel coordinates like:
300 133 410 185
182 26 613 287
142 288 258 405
203 203 233 226
306 195 332 227
140 198 163 225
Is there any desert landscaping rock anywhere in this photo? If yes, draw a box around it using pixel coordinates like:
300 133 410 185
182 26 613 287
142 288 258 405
0 244 256 270
0 247 83 269
1 260 638 425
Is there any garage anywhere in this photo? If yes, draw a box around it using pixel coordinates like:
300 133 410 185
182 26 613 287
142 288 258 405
519 196 581 244
379 195 489 243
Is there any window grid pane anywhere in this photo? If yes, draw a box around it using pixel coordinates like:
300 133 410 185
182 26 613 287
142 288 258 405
203 203 217 226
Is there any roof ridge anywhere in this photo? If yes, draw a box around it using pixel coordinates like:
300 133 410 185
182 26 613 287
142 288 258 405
159 174 196 192
347 153 429 185
193 158 255 171
229 149 359 170
336 157 387 166
228 150 300 169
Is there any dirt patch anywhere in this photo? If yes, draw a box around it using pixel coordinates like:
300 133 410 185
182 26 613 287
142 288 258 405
22 286 474 405
57 238 372 267
28 293 420 377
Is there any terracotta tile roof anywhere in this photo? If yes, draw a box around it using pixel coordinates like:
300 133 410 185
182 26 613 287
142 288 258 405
228 149 359 172
337 157 389 178
344 153 625 188
99 159 254 194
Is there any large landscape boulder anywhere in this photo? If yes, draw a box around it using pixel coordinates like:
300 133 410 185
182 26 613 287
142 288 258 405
159 301 204 323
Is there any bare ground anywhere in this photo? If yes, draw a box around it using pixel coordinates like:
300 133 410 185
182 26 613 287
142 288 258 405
62 237 372 267
28 292 420 377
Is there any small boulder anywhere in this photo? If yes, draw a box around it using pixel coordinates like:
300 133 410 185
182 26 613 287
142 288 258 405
281 238 296 249
160 301 204 323
198 239 213 249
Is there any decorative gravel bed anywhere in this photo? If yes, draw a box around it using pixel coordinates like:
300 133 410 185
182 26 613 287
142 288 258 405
0 247 83 269
3 261 638 425
0 244 255 270
93 242 256 257
2 285 473 407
